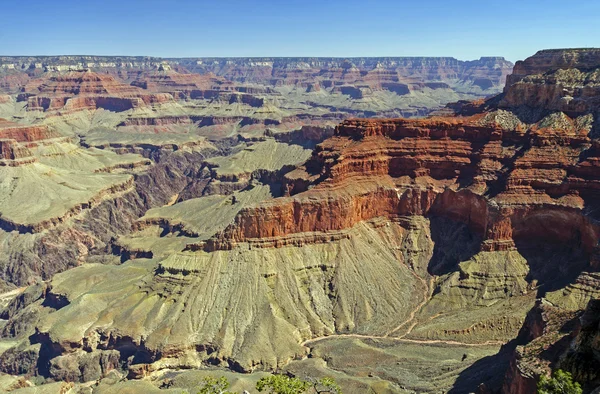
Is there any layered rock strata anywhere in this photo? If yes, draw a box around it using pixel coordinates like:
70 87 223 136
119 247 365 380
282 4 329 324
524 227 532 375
202 115 600 262
1 56 514 99
181 56 513 94
0 119 61 165
0 118 59 143
1 50 599 393
130 69 236 99
17 71 172 112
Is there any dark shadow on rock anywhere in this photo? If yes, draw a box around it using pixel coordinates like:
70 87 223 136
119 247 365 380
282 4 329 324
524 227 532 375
589 110 600 139
427 216 482 276
269 126 335 149
456 141 487 189
250 165 298 197
29 331 63 377
514 238 589 298
503 105 552 125
485 140 531 199
540 335 574 369
449 339 518 394
581 192 600 227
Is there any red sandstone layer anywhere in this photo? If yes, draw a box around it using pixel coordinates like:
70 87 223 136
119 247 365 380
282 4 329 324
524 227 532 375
0 118 59 142
0 139 36 165
200 114 600 258
131 70 234 99
0 72 30 93
18 71 173 112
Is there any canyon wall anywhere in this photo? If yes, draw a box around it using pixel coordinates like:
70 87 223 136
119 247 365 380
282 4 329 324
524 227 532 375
0 55 513 94
1 49 599 392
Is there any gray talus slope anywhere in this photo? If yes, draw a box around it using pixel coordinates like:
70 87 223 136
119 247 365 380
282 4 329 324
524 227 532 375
16 220 424 375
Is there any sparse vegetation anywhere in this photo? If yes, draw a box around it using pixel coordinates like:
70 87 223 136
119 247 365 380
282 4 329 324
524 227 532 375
256 375 311 394
256 375 341 394
197 376 236 394
197 375 341 394
309 377 342 394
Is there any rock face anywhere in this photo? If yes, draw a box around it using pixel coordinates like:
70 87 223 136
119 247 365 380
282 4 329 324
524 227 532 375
0 118 59 143
0 139 35 164
0 55 513 98
502 300 580 394
130 70 235 99
501 49 600 117
562 299 600 389
204 112 600 260
503 298 600 394
180 56 513 93
506 49 600 87
0 72 30 94
0 119 59 166
18 70 173 112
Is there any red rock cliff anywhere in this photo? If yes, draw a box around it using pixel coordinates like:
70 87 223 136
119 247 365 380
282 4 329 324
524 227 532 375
18 70 173 112
202 50 600 260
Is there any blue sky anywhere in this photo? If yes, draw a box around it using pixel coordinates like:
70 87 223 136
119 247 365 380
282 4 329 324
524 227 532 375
1 0 598 62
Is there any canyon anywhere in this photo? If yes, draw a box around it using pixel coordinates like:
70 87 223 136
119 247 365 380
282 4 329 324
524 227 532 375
0 49 598 393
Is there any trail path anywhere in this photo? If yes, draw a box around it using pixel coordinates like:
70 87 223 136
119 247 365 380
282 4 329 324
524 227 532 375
384 274 434 338
302 332 505 347
0 287 26 310
302 271 505 348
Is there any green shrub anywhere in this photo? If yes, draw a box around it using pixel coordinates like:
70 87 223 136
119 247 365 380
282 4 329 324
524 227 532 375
198 376 236 394
256 375 311 394
310 377 342 394
256 374 342 394
537 369 582 394
197 374 342 394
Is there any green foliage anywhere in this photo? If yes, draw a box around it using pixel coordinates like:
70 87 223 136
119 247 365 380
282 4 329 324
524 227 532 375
311 377 342 394
197 376 235 394
256 375 342 394
196 374 342 394
256 375 311 394
537 369 582 394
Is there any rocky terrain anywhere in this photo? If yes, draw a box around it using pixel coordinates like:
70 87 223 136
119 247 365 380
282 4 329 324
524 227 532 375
0 55 512 120
0 49 599 393
0 54 512 288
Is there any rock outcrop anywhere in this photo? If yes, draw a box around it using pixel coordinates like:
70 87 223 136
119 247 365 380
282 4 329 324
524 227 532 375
501 49 600 118
562 299 600 389
0 118 59 143
1 55 514 99
503 297 600 394
130 70 235 99
506 49 600 87
181 56 513 94
502 300 580 394
0 119 60 166
0 139 35 165
18 71 173 112
202 111 600 262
